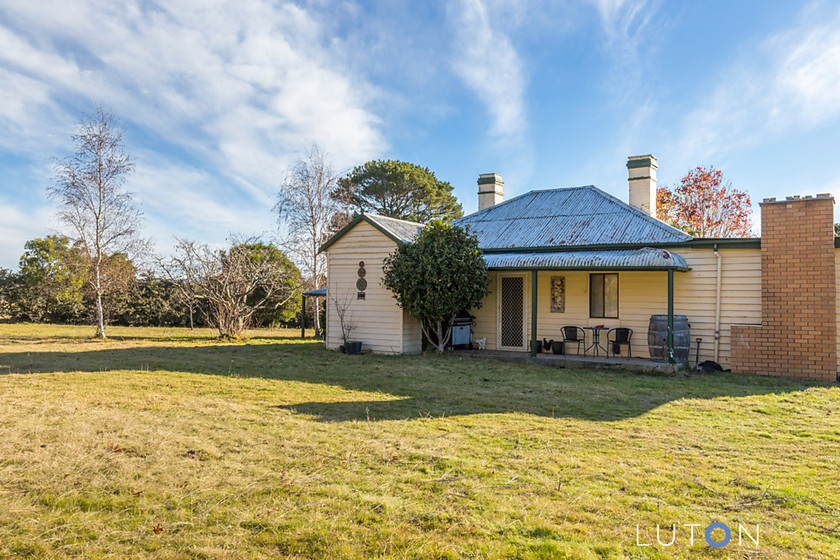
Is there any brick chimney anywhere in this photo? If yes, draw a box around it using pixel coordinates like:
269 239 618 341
627 155 657 217
478 173 503 211
731 193 836 381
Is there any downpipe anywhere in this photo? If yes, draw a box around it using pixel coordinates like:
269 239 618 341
714 244 722 363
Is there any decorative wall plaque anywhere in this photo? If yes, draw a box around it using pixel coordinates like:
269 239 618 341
550 276 565 312
357 261 367 299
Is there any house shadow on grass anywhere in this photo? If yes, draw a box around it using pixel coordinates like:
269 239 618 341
0 340 830 422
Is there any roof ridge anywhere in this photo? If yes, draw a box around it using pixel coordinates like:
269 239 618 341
365 213 424 227
455 186 600 225
454 190 538 222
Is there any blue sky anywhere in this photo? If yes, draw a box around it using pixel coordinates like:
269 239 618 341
2 0 840 270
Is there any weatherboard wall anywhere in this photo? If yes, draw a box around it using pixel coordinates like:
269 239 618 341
324 221 420 355
836 252 840 375
674 247 762 367
322 220 822 372
470 246 762 367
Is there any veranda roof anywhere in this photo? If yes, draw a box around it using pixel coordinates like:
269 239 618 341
482 247 689 271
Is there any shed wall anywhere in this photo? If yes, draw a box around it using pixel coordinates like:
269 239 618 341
325 221 418 354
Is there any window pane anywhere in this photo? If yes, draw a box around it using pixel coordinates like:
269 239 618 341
590 274 604 317
604 274 618 318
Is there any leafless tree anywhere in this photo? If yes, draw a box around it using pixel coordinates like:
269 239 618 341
159 238 301 339
328 289 356 347
48 106 146 339
274 144 341 338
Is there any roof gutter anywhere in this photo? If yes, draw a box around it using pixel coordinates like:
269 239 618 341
487 265 690 272
480 238 761 254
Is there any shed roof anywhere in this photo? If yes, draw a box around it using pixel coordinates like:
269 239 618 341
318 213 424 253
455 186 692 249
483 247 690 272
365 214 424 243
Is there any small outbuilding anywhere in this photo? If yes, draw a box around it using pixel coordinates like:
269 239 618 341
319 213 425 354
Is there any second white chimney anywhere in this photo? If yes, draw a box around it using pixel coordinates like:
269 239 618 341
627 155 657 217
478 173 503 211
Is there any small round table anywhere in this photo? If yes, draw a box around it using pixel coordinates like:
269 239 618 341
586 326 610 357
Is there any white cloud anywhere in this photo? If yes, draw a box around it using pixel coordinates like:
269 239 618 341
448 0 527 139
773 15 840 124
0 0 386 204
675 3 840 159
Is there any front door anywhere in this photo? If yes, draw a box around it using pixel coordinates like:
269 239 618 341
498 274 527 350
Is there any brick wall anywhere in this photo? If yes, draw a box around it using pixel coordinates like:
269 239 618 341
731 195 836 381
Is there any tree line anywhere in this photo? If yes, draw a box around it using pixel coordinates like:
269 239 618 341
0 235 304 333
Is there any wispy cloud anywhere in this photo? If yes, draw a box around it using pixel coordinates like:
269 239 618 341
0 0 387 260
447 0 527 139
590 0 656 55
675 2 840 159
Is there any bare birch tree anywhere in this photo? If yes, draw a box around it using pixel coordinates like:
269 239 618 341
48 106 144 339
274 145 340 338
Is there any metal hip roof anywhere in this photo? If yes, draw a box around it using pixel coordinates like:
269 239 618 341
455 186 693 249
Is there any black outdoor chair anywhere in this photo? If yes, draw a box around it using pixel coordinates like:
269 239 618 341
607 327 633 358
561 326 587 356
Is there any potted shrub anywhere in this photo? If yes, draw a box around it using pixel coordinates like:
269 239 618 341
344 341 363 355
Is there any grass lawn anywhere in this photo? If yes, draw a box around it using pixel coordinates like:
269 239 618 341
0 323 838 559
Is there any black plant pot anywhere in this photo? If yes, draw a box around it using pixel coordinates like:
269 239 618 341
345 341 363 355
551 341 565 355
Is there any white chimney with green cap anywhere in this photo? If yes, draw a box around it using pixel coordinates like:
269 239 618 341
627 155 657 218
477 173 503 211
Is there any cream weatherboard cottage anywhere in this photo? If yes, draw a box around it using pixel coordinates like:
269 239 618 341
320 155 838 382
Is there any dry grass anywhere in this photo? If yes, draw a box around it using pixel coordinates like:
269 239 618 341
0 323 838 559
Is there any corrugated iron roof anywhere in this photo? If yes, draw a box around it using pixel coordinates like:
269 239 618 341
318 213 424 253
365 214 424 243
455 186 693 249
483 248 689 271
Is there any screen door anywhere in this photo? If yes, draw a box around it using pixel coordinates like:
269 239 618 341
499 275 525 349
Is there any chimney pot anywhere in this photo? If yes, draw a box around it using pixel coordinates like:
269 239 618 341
477 173 503 210
627 155 658 217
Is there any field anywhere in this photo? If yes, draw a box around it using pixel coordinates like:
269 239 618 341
0 324 838 559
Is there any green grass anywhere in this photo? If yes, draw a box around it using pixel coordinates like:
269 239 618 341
0 323 838 559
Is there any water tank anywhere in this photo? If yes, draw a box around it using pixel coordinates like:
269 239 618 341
648 315 690 363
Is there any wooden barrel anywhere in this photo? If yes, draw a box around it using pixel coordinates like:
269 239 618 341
647 315 690 362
